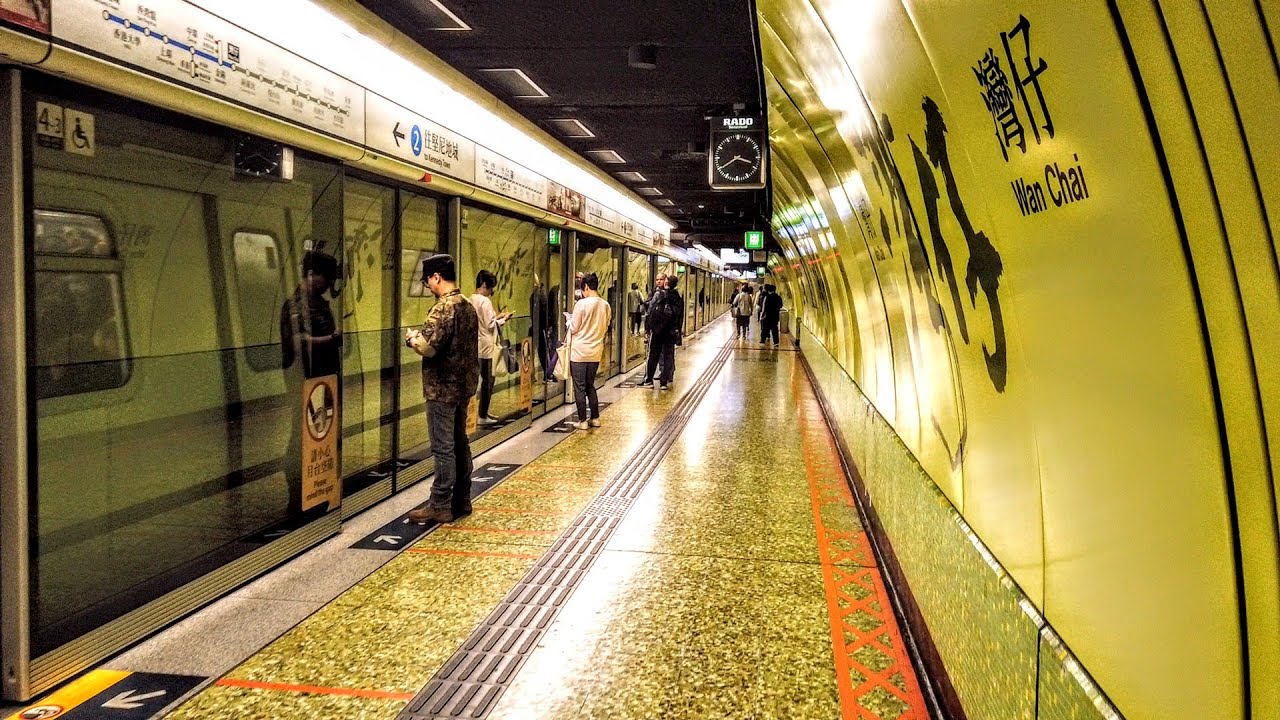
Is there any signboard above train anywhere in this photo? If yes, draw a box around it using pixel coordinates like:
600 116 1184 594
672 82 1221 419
4 0 668 247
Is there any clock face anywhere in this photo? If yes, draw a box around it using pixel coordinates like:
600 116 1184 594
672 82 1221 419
713 133 762 183
235 137 282 178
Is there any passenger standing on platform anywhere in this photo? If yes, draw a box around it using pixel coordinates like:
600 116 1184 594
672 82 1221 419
639 273 671 388
733 285 754 340
760 284 784 347
405 254 480 524
566 273 611 429
627 283 644 336
471 269 512 426
280 250 341 517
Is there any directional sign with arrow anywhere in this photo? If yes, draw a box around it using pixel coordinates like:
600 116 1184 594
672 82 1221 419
392 121 405 147
50 672 206 719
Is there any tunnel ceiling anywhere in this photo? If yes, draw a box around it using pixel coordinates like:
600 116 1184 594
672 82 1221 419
359 0 769 249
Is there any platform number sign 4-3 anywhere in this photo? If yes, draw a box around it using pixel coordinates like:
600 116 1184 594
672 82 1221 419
36 101 96 157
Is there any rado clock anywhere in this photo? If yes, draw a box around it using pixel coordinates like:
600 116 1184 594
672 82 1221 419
234 136 295 180
709 116 766 190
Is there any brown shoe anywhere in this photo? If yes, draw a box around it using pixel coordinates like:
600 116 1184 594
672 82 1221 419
408 506 454 525
452 502 473 519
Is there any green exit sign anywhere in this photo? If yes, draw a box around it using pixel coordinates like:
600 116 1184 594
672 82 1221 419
548 228 562 246
744 230 764 249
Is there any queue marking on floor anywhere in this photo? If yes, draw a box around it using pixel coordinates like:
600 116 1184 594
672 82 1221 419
3 669 129 720
794 363 929 720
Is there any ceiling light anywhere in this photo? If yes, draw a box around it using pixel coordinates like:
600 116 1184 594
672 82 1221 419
628 44 658 70
653 199 676 206
586 149 626 164
615 171 648 182
635 187 663 196
414 0 471 30
697 204 706 209
479 68 549 98
547 118 595 138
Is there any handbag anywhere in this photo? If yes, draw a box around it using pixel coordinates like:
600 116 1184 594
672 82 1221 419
553 335 571 383
494 337 513 376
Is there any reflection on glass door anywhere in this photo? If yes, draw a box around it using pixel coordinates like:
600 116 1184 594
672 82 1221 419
532 228 566 415
340 179 396 498
459 204 536 437
396 190 444 472
625 250 651 370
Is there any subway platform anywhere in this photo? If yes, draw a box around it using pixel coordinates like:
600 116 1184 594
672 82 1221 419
5 317 929 720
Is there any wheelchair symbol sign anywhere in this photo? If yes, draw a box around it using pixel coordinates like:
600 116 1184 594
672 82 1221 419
65 109 95 158
410 125 423 157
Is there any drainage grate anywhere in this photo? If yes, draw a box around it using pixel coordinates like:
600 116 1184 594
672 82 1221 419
398 341 737 720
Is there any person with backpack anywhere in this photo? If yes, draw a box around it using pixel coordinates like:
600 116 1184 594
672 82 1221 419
733 285 754 340
639 272 679 389
760 284 784 347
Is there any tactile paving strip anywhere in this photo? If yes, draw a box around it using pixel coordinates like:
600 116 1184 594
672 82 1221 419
398 342 736 720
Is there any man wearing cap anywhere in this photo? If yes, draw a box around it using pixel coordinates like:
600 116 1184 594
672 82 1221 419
405 254 480 524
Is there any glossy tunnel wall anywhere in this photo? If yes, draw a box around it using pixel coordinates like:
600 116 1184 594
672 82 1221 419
757 1 1280 719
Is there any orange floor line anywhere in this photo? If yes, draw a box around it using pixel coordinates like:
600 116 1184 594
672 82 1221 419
474 507 564 516
794 365 929 720
441 525 559 536
214 677 415 701
486 487 592 497
406 547 543 560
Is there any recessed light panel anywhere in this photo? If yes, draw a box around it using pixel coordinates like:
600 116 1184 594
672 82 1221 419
653 199 676 206
585 149 626 164
635 187 663 196
479 68 549 98
615 171 648 182
412 0 471 30
547 118 595 138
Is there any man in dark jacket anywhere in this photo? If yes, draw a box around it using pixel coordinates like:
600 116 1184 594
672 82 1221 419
639 272 679 389
760 284 784 347
405 254 480 524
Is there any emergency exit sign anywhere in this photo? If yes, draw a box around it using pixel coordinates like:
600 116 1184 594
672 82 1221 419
744 230 764 249
548 228 561 246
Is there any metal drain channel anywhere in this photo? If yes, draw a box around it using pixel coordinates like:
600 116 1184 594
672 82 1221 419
398 341 736 720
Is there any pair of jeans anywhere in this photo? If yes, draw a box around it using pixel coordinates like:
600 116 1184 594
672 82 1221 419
760 319 780 345
477 358 494 417
427 400 473 512
643 341 675 385
570 361 600 421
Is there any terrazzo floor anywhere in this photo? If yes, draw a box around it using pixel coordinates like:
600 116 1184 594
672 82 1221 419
157 320 929 720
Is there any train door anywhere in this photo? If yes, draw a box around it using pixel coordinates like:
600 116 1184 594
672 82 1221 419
532 226 566 417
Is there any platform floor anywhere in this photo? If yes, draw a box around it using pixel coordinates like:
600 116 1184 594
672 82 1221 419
6 317 929 720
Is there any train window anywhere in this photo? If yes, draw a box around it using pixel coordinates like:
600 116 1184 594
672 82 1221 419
231 230 286 372
32 210 131 398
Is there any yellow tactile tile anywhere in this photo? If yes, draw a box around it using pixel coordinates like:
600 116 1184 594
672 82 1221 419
166 684 403 720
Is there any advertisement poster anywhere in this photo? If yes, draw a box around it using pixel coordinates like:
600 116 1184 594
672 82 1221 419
0 0 49 32
547 181 585 221
519 337 533 410
301 375 341 512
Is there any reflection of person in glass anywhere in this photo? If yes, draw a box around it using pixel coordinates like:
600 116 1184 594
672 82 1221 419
471 269 512 425
281 250 341 516
530 273 552 382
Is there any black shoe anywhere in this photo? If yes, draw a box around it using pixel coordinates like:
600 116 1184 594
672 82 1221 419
638 380 654 387
452 502 473 519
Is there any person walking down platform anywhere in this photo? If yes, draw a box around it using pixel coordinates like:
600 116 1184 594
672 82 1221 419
405 254 480 524
566 273 611 430
733 285 754 340
471 269 512 425
760 284 784 347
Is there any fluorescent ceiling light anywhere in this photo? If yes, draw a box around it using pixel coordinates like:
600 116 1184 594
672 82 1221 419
547 118 595 138
415 0 471 30
635 187 662 196
586 149 626 164
652 199 676 206
615 171 648 182
204 0 674 233
479 68 549 98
